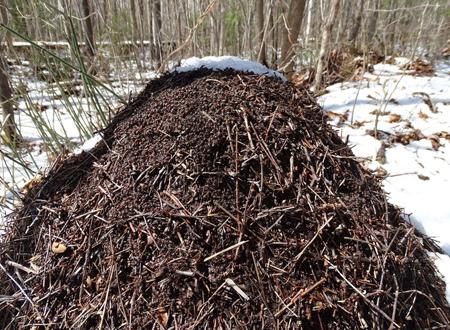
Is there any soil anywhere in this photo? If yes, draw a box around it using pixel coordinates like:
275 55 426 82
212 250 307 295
1 68 449 329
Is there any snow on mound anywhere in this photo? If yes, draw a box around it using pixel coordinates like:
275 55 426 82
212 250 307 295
73 134 104 155
175 56 286 81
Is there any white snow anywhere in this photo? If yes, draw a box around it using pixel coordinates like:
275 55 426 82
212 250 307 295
432 253 450 302
175 56 287 81
319 59 450 296
73 134 104 155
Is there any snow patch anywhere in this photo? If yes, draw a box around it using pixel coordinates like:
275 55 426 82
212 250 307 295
175 56 286 81
431 253 450 302
73 134 104 155
320 58 450 295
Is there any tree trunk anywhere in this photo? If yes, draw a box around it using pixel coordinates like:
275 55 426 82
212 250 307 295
346 0 363 47
152 0 162 69
256 0 267 65
279 0 307 79
81 0 96 59
304 0 313 48
366 0 379 49
313 0 341 92
0 0 12 48
269 0 276 67
218 2 224 56
0 1 17 144
0 49 17 144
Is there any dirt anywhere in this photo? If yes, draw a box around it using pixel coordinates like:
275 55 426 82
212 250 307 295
1 68 449 329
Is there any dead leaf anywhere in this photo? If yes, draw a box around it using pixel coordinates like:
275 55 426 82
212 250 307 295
86 276 93 288
51 242 67 254
413 92 437 113
22 174 43 194
370 108 390 116
429 135 441 150
388 114 401 123
96 277 104 292
418 111 429 120
436 131 450 141
375 167 388 178
389 98 399 105
376 142 387 164
157 306 169 328
418 174 430 181
326 111 348 122
353 120 369 128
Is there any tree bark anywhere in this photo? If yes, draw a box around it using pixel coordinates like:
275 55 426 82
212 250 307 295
304 0 313 48
366 0 379 49
130 0 139 43
269 0 276 66
0 0 17 143
313 0 341 92
256 0 267 65
0 60 16 144
0 0 12 48
279 0 307 79
81 0 96 59
152 0 162 68
346 0 364 47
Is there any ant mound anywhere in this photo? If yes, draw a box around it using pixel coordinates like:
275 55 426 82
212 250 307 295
1 68 449 329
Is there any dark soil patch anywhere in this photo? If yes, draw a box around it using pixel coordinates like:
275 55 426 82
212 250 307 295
1 68 449 329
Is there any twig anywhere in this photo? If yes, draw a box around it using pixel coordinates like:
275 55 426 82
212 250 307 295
294 215 333 262
225 278 250 301
326 260 400 328
5 261 38 274
275 278 326 317
204 240 248 262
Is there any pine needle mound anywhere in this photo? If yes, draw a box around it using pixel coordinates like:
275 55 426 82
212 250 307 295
1 69 449 329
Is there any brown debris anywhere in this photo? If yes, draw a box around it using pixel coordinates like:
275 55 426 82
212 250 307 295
401 59 435 76
292 48 379 88
388 114 402 123
0 68 448 329
376 142 387 164
413 92 438 113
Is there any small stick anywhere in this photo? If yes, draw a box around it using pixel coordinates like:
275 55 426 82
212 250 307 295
175 270 195 277
204 240 248 262
5 260 38 274
275 278 326 317
388 276 400 330
241 108 255 150
326 260 400 328
294 215 333 262
225 278 250 301
0 263 34 306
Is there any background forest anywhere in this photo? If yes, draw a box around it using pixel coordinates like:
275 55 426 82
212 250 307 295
0 0 449 211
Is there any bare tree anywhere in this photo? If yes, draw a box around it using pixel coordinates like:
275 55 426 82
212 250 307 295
0 1 17 143
313 0 341 92
152 0 162 69
279 0 307 79
0 0 11 48
256 0 267 65
2 0 449 81
81 0 96 59
304 0 313 48
0 54 16 144
346 0 364 47
366 0 379 49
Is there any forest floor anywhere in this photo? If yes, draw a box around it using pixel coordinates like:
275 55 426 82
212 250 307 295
1 56 449 301
318 58 450 301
